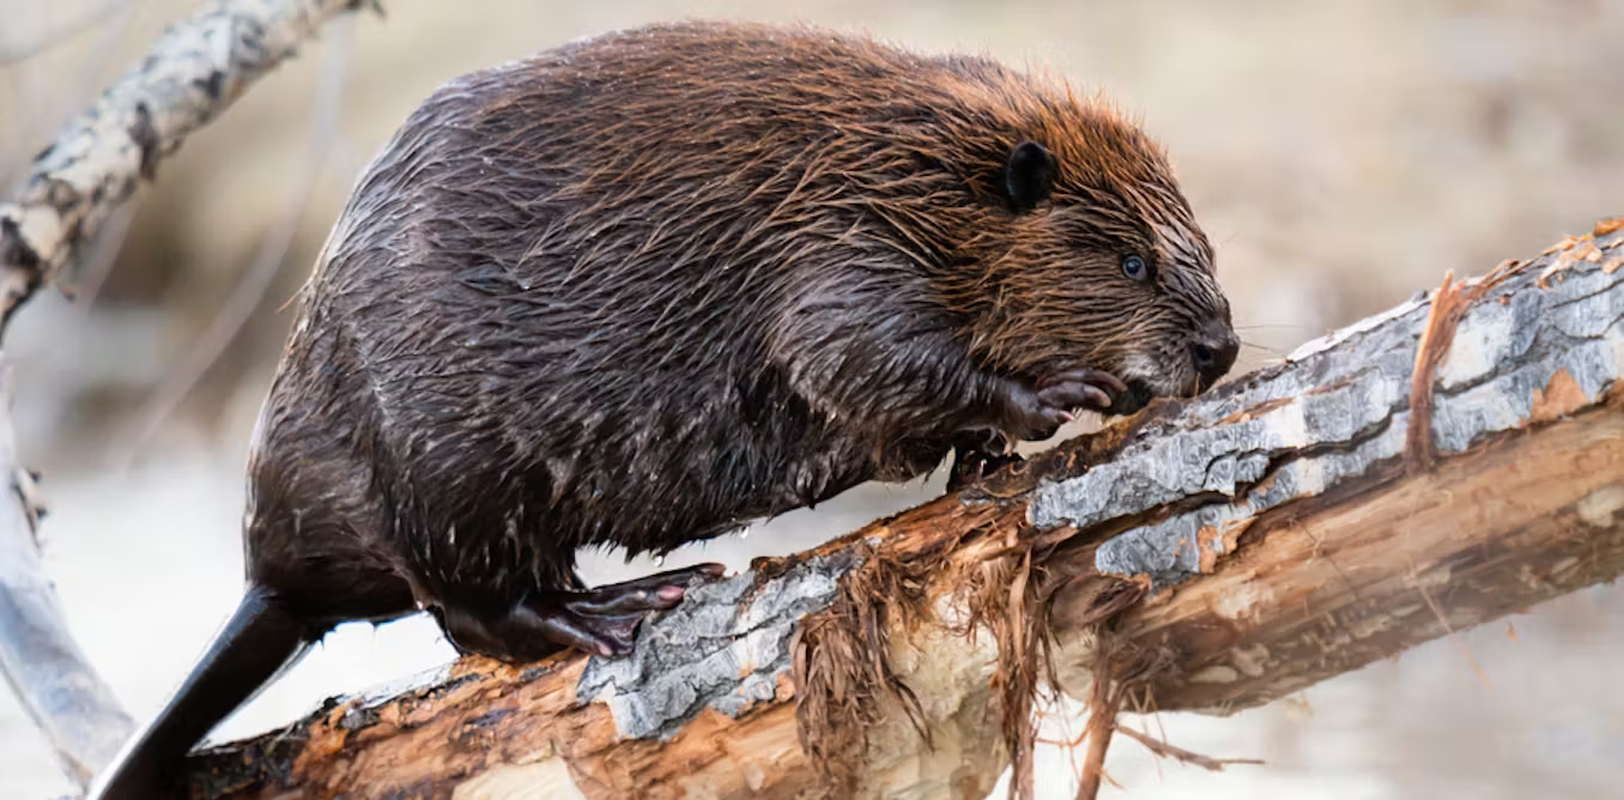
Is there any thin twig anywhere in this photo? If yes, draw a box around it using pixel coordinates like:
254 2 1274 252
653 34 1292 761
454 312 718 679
1073 645 1123 800
1112 724 1264 773
1034 699 1096 789
64 201 137 307
1238 340 1286 358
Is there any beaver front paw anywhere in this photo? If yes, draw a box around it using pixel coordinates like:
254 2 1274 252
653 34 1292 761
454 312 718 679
996 368 1126 441
947 431 1021 491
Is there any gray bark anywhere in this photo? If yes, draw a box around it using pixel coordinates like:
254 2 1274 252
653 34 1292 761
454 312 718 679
0 359 134 789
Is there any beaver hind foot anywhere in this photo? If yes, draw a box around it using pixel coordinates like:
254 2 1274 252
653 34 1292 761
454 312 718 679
435 563 727 658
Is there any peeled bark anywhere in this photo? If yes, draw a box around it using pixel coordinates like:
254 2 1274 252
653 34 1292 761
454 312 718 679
180 221 1624 799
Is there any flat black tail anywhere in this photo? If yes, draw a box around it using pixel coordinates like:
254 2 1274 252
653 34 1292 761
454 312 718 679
88 585 311 799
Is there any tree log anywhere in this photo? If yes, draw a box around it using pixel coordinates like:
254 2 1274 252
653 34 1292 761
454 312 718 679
177 220 1624 799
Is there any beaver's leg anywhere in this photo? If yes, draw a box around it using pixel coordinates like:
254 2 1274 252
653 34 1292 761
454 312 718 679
432 563 727 659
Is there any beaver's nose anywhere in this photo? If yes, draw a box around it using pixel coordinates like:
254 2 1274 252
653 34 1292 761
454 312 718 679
1190 323 1239 391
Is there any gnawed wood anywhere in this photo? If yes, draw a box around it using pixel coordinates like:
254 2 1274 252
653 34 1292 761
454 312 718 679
182 218 1624 799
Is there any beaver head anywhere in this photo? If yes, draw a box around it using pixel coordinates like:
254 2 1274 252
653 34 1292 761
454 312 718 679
926 86 1236 412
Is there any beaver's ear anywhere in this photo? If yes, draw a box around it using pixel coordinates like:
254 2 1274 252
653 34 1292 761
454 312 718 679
1004 140 1056 213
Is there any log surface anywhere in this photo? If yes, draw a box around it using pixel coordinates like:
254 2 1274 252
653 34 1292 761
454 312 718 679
181 221 1624 799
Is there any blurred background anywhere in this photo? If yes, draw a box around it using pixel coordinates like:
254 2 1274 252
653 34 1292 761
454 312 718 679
3 0 1623 798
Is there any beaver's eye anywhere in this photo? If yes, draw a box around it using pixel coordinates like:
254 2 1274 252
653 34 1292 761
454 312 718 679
1121 254 1149 282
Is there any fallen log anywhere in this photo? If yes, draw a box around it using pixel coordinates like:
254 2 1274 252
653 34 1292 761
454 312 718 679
179 219 1624 799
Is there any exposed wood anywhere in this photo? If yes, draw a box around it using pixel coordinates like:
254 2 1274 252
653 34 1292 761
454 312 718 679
1080 396 1624 715
0 0 376 791
181 219 1624 799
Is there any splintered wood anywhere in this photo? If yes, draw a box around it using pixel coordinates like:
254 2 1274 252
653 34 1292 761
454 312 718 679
187 218 1624 799
1405 261 1523 472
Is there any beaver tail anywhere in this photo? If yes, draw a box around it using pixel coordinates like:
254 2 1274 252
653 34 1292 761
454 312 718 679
88 585 312 799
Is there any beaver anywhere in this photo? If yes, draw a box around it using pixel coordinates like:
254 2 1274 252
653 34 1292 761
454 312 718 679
90 20 1236 797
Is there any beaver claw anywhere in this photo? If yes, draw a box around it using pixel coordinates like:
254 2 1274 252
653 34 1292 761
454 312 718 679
435 563 727 660
947 431 1021 491
1037 368 1126 414
996 368 1127 441
548 563 727 656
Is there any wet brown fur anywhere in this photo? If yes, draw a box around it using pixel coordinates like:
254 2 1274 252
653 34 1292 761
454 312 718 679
92 20 1234 798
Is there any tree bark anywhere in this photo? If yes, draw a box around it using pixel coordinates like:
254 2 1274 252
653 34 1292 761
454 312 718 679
0 0 374 791
179 220 1624 799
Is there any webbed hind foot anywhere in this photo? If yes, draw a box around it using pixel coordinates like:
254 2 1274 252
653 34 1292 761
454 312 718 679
435 563 726 660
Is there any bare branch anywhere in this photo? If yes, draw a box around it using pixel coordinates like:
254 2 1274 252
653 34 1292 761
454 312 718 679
0 357 134 788
1110 725 1263 773
0 0 377 336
